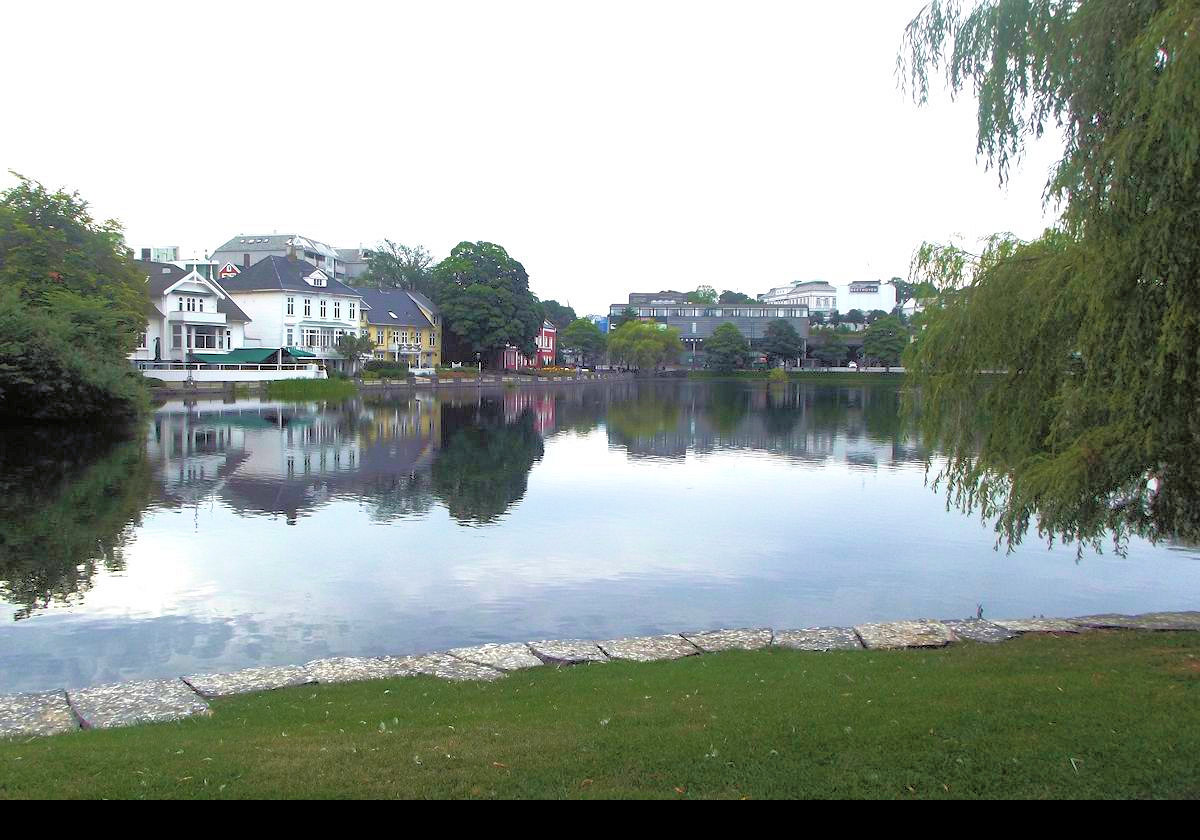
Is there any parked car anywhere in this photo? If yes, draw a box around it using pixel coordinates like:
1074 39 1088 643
847 361 859 371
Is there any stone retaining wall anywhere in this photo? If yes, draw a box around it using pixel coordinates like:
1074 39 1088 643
3 611 1197 740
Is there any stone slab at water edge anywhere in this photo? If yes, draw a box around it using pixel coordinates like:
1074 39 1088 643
447 643 545 671
941 620 1019 644
774 627 864 651
184 665 316 699
528 640 609 665
303 656 421 685
598 635 702 662
406 654 505 682
1070 611 1200 631
993 618 1082 634
682 628 773 652
68 679 210 730
854 620 956 649
0 692 78 738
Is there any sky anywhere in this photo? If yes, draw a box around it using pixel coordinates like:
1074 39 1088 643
0 1 1060 316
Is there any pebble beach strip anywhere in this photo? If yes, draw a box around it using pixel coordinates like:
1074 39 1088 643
2 610 1197 740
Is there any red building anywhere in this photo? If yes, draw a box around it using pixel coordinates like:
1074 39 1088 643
503 320 557 369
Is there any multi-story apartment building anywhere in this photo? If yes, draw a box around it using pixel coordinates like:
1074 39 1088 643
354 287 442 368
130 260 251 363
217 255 366 370
608 291 809 366
758 280 838 314
211 234 347 280
337 248 372 282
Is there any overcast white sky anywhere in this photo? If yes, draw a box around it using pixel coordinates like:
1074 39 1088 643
1 1 1059 316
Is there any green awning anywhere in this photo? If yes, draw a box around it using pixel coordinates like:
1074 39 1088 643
284 347 317 358
193 349 278 364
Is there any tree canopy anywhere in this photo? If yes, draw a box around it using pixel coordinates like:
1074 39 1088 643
704 322 748 372
898 0 1200 549
357 240 435 296
718 290 756 304
430 241 543 366
860 315 908 369
540 300 577 330
0 175 148 420
559 318 606 366
685 285 718 305
607 321 682 372
760 318 804 366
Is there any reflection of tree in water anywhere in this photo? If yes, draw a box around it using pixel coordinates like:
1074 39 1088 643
763 385 802 437
605 387 681 442
363 472 435 522
0 428 151 620
705 382 750 434
432 401 544 524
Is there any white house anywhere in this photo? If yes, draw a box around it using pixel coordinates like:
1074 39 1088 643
217 254 367 371
758 280 838 314
131 260 251 363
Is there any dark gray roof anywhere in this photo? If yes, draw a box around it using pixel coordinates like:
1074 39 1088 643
135 260 251 323
406 289 438 314
217 255 363 298
337 248 369 263
352 288 434 328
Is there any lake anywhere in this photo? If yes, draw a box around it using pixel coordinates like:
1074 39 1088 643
1 380 1198 693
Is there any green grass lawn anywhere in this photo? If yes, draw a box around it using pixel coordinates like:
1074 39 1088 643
2 632 1197 799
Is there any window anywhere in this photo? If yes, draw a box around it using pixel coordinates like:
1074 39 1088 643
287 297 294 316
333 301 341 319
430 332 436 347
198 298 204 313
349 302 356 320
320 299 327 318
178 297 184 311
304 298 311 317
286 328 294 347
138 331 147 348
172 324 183 349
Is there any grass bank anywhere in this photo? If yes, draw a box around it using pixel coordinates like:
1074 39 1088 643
265 379 358 401
2 631 1197 799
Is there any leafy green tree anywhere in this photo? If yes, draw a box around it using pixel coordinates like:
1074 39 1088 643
540 300 577 330
335 332 376 374
430 242 543 368
685 285 718 305
704 322 748 372
887 276 936 315
845 309 866 325
358 240 435 295
715 290 753 303
0 175 148 420
898 0 1200 547
860 316 908 370
559 318 606 367
760 319 804 366
808 311 826 327
810 330 848 366
607 321 682 372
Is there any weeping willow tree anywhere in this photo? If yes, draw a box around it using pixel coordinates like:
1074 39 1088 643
898 1 1200 550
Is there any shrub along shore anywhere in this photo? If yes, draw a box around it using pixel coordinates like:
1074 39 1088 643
1 624 1197 799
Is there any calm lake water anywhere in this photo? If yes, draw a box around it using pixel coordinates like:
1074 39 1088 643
2 381 1198 693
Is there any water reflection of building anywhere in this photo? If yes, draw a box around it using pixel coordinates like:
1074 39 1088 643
605 383 926 467
149 396 441 523
503 389 557 434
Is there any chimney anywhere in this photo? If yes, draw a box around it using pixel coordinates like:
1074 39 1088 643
287 240 297 262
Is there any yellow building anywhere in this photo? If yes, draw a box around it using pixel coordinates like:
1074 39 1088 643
353 288 442 368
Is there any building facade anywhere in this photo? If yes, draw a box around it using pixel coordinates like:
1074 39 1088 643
608 292 809 366
354 287 442 368
503 320 557 369
211 234 347 280
130 260 251 363
758 280 838 314
217 255 366 370
840 280 897 315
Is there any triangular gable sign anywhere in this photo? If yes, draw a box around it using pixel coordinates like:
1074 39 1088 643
218 262 241 279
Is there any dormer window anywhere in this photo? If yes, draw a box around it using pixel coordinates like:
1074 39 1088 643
304 270 328 287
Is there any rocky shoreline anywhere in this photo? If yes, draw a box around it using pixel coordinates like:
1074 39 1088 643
3 611 1197 740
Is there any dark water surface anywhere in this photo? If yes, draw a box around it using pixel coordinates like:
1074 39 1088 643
2 381 1197 693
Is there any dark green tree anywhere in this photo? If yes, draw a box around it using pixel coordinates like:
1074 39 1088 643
898 0 1200 548
718 290 756 304
540 300 577 330
760 318 804 367
810 331 848 366
0 175 148 420
559 318 606 367
685 285 718 305
431 242 543 368
610 306 638 330
607 321 682 372
704 322 748 373
861 316 908 370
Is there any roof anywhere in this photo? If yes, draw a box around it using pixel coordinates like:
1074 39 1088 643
216 255 364 298
352 287 434 328
135 260 251 323
212 234 339 261
336 248 369 264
